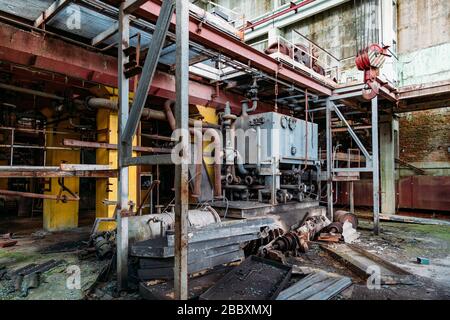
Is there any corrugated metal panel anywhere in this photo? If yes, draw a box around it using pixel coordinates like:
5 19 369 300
48 4 152 47
337 176 450 211
0 1 205 67
0 0 53 20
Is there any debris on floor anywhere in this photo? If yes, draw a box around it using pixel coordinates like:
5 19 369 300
200 256 292 300
417 257 430 265
320 243 415 285
276 271 352 300
130 217 276 281
342 221 360 244
139 266 234 300
0 239 17 248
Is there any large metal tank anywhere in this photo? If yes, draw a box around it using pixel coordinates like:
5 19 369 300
234 112 319 166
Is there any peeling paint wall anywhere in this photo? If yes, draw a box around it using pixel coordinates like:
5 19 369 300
397 0 450 86
399 107 450 175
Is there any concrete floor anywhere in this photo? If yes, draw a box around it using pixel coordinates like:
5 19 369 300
1 211 450 300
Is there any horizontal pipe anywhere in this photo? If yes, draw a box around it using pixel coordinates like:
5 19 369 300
0 189 79 201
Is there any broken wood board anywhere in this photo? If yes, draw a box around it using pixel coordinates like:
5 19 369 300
276 271 352 300
321 244 416 285
317 233 341 243
357 213 450 226
200 256 292 300
379 214 450 226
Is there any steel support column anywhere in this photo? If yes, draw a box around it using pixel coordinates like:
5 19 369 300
174 0 190 300
121 0 175 148
117 3 130 291
326 98 333 221
372 96 380 235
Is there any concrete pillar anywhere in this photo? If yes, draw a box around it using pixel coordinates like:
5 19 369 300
380 115 399 215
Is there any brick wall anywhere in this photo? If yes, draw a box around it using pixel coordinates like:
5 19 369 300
399 107 450 163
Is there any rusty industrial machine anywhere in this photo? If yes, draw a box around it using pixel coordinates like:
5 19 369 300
221 95 320 206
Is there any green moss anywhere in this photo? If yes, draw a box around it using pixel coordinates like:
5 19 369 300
405 224 450 242
0 250 37 267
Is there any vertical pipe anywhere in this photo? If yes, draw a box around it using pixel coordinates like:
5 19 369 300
350 181 355 213
372 96 380 235
174 0 189 301
192 122 203 198
10 128 14 166
326 98 334 221
116 3 130 291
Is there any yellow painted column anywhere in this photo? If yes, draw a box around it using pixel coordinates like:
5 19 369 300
96 107 138 231
43 119 80 231
196 105 218 182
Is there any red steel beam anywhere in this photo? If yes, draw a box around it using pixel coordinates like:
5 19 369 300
128 0 333 96
0 22 253 110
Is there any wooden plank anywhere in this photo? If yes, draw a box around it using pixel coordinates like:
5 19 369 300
63 138 171 153
320 244 415 285
379 213 450 226
60 164 111 171
0 168 117 178
276 271 352 300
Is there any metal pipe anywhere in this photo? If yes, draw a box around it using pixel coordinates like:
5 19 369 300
174 0 190 300
0 83 64 101
326 98 334 221
235 150 249 175
116 3 130 291
204 129 223 198
192 123 203 199
256 126 261 174
0 189 79 202
372 96 380 235
163 100 176 131
240 0 316 31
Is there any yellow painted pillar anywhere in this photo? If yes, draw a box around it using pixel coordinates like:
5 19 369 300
96 106 138 231
196 105 218 182
43 119 80 231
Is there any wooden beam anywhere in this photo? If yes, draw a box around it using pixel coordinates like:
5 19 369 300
62 138 172 153
0 168 117 178
34 0 71 28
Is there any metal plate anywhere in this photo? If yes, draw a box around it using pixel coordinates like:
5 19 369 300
200 256 292 300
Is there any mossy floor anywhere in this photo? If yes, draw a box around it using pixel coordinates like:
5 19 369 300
0 226 107 300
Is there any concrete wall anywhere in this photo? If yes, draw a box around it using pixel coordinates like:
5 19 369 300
397 0 450 86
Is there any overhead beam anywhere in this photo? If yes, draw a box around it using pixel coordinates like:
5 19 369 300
124 0 149 13
120 0 334 96
122 0 175 144
34 0 71 28
92 22 119 46
0 22 253 110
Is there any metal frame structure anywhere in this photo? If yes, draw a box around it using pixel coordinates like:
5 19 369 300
0 0 393 300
